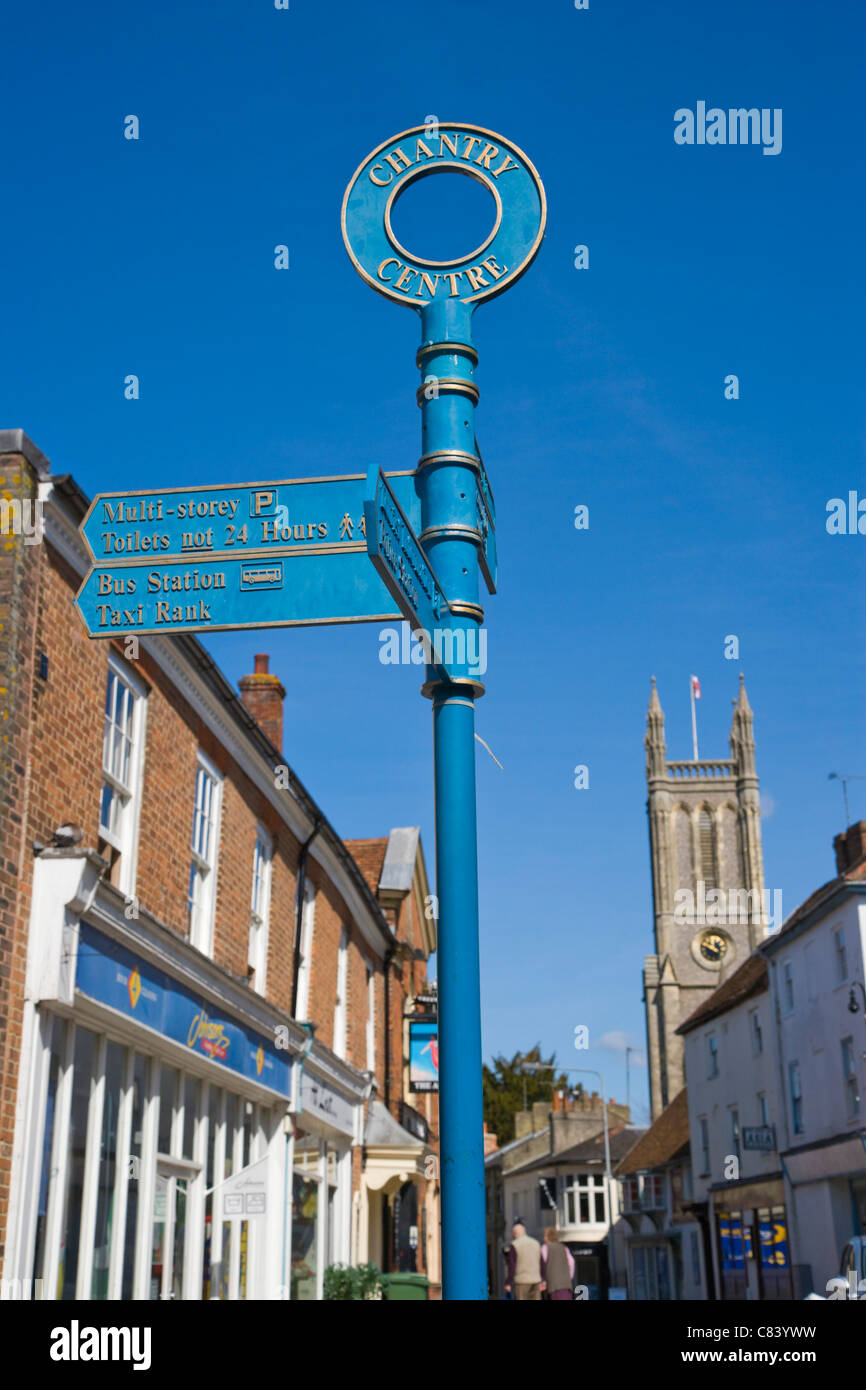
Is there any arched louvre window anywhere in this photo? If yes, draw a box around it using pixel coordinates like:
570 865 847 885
699 809 717 889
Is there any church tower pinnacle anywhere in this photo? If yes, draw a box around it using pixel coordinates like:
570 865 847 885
645 676 667 782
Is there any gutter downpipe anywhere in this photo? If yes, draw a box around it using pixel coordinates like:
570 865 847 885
384 941 396 1111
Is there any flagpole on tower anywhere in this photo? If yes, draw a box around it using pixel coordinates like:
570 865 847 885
690 675 701 760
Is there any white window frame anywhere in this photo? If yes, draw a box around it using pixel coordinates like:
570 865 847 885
758 1093 769 1126
333 928 348 1059
99 654 147 896
188 751 222 957
295 881 316 1023
562 1171 607 1226
248 826 273 995
682 1163 693 1201
707 1033 719 1078
835 928 849 985
782 961 795 1014
20 1023 280 1303
789 1060 803 1134
640 1173 665 1211
730 1107 741 1159
699 1117 710 1175
841 1036 860 1119
631 1241 670 1301
690 1229 702 1285
622 1176 639 1213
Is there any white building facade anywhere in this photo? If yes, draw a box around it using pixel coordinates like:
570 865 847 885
681 822 866 1299
760 825 866 1295
681 954 793 1299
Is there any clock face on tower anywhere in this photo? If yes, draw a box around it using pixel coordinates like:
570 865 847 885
698 930 728 963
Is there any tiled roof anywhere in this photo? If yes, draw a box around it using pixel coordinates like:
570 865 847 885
513 1125 647 1174
484 1129 548 1168
343 837 388 895
616 1089 690 1175
761 860 866 948
677 952 768 1035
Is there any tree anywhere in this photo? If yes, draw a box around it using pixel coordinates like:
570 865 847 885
482 1044 582 1146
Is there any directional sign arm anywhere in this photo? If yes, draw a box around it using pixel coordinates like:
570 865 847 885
363 465 458 682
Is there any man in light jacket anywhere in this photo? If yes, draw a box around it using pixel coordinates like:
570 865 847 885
505 1220 542 1300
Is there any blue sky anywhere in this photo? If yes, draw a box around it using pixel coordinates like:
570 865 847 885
4 0 864 1124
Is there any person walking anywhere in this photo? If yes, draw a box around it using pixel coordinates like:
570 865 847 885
504 1220 542 1300
540 1227 575 1300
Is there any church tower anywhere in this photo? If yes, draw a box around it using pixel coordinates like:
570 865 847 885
643 676 767 1119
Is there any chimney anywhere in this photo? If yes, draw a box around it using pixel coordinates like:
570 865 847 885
514 1110 533 1141
834 822 866 875
483 1122 499 1155
239 654 286 752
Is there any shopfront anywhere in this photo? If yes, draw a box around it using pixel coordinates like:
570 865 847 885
712 1177 792 1300
781 1133 866 1293
355 1099 437 1278
288 1068 355 1299
4 854 295 1301
627 1240 673 1301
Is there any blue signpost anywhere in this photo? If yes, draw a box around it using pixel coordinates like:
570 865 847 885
75 121 545 1302
364 465 460 683
76 471 421 634
78 472 422 564
344 123 546 1300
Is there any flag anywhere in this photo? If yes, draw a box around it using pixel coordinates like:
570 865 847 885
691 675 701 699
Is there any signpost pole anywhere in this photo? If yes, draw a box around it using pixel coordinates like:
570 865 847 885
341 121 546 1301
416 297 487 1300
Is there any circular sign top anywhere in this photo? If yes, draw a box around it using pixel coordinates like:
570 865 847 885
341 123 546 309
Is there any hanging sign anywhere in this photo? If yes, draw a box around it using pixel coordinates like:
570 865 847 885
214 1156 269 1221
297 1071 355 1137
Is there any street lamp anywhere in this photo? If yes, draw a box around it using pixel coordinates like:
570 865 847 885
848 982 866 1017
848 984 866 1067
569 1067 617 1292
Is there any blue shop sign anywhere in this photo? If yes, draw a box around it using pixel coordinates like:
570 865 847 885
76 922 291 1098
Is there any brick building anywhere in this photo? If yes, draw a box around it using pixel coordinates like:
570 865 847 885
0 430 440 1300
